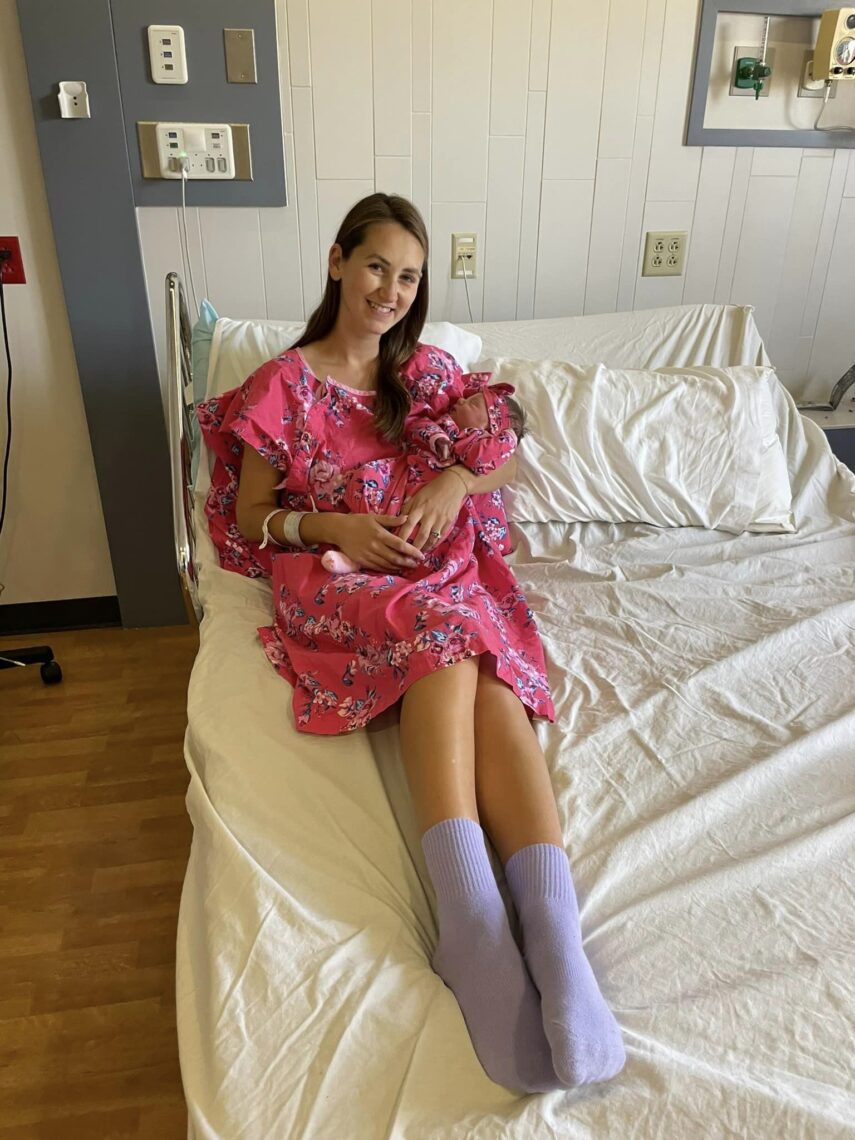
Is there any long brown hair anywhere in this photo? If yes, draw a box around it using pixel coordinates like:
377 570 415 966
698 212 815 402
291 193 429 443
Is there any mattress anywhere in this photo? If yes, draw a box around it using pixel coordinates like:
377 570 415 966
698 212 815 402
177 305 855 1139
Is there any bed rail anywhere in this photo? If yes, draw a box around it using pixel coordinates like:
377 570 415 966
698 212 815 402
165 271 203 625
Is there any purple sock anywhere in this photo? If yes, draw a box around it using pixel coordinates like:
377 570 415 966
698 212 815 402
504 844 626 1087
421 818 565 1092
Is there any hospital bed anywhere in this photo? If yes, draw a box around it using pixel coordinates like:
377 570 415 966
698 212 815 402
166 273 855 1139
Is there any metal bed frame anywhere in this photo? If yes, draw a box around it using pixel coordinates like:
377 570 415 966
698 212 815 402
166 271 202 626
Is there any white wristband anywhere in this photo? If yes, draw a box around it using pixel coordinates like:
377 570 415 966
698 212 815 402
282 510 308 548
260 508 288 549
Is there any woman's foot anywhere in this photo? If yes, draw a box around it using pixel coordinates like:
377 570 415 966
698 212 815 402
505 844 626 1086
422 818 565 1092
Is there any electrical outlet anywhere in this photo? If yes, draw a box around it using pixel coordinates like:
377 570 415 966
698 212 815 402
0 236 26 284
451 233 477 279
642 231 688 278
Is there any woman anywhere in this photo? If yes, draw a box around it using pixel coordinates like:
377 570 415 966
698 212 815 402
199 194 625 1094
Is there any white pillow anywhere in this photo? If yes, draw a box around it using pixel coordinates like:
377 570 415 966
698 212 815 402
205 316 482 399
483 358 795 535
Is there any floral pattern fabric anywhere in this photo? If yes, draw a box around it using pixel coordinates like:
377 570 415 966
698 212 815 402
197 343 555 735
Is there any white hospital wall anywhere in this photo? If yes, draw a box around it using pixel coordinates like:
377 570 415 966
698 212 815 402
136 0 855 406
0 0 115 607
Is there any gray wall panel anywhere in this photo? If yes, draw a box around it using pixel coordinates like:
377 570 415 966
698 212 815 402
111 0 286 206
17 0 186 627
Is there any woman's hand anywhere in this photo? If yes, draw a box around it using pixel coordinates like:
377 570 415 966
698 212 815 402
333 513 427 573
395 468 472 551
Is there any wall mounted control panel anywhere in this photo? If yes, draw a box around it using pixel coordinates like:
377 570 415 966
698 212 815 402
154 122 235 178
147 24 188 84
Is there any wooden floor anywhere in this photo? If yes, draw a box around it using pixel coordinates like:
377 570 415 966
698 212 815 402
0 624 199 1139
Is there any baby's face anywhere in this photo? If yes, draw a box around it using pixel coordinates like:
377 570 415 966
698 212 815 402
449 392 489 430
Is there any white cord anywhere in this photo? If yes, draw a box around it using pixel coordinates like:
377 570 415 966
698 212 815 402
759 16 770 64
459 255 474 323
813 80 853 131
178 160 200 318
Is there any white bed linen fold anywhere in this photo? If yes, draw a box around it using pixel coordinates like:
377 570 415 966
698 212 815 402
178 306 855 1139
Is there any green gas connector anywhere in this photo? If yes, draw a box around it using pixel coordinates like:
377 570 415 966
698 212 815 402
735 56 772 99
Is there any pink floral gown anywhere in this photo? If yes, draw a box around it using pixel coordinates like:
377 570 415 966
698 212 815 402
197 343 556 735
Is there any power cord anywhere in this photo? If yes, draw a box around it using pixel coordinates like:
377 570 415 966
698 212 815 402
0 252 12 553
177 156 200 318
814 80 853 131
458 252 474 323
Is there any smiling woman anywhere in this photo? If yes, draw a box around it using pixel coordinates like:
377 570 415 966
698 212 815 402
197 191 624 1093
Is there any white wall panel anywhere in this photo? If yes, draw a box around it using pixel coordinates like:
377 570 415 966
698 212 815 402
411 113 431 228
713 148 753 303
585 158 631 315
286 0 311 86
274 1 294 133
291 86 323 313
316 180 376 277
430 202 486 323
483 136 525 321
845 152 855 196
199 209 267 319
542 1 609 182
806 197 855 398
729 175 797 341
432 0 491 202
801 150 849 337
412 0 432 113
751 148 802 177
616 114 654 313
375 155 412 199
260 135 304 320
637 0 665 117
599 0 647 160
310 0 374 179
516 91 547 320
682 147 736 305
646 0 701 201
373 0 411 156
490 0 532 137
534 180 594 318
634 198 694 311
129 1 855 402
528 0 551 92
767 154 833 388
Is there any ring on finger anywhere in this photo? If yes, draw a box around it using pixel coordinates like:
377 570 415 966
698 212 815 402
429 529 441 539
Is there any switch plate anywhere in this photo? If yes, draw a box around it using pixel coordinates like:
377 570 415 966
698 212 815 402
224 28 257 83
0 236 26 285
451 233 477 279
154 123 235 179
642 231 688 277
148 24 188 84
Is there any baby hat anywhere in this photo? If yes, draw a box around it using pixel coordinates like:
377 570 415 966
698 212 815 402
461 372 517 434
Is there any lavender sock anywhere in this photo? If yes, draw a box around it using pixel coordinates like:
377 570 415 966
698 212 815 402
504 844 626 1087
421 818 564 1092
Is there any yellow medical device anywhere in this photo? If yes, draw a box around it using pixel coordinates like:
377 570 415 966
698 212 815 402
812 7 855 80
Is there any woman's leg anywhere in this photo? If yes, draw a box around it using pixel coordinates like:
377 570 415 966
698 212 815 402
472 654 564 866
399 657 561 1092
398 656 480 835
472 654 626 1086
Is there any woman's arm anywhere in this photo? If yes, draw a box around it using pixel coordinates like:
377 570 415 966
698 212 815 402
235 444 339 545
450 453 518 494
235 444 425 569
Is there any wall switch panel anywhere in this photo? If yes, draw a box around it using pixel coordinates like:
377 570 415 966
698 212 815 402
148 25 188 84
155 122 235 179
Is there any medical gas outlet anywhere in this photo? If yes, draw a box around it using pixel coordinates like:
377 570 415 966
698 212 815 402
154 123 235 179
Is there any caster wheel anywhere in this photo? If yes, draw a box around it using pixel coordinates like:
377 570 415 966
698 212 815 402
40 661 63 685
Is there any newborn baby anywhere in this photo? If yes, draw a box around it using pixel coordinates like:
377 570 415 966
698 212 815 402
321 378 527 574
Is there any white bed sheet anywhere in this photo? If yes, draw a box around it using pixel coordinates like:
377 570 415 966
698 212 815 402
177 305 855 1139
